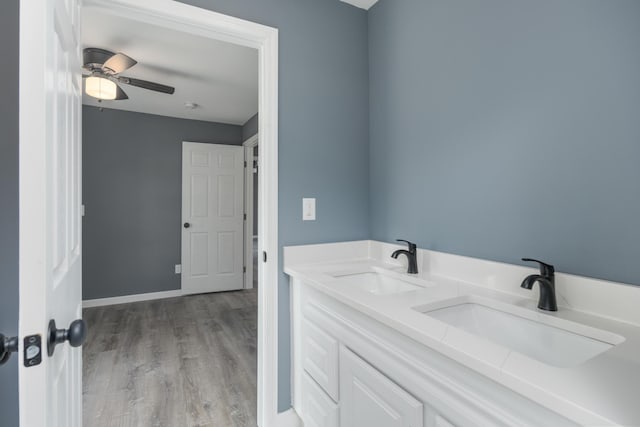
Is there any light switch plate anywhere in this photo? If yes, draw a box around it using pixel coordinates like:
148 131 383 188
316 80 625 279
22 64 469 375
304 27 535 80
175 264 182 274
303 198 316 221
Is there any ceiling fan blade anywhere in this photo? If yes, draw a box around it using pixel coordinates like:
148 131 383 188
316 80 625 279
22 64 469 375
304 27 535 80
102 53 137 74
115 84 129 100
118 76 175 94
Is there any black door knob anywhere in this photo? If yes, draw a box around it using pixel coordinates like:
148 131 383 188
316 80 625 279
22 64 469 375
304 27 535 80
47 319 87 357
184 222 191 228
0 333 19 365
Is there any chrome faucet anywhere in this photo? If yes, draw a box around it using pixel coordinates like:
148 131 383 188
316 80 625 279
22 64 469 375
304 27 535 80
520 258 557 311
391 239 418 274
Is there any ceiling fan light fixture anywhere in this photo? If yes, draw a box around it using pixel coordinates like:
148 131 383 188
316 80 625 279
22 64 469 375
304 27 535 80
85 76 117 100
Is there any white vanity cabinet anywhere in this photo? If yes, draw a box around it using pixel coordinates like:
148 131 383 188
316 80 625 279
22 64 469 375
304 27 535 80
291 278 580 427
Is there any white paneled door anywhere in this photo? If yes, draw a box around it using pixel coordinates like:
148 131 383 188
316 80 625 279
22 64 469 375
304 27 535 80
182 142 245 294
19 0 84 426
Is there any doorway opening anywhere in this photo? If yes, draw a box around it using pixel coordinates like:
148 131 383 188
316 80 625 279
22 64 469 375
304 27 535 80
77 0 278 426
81 14 260 427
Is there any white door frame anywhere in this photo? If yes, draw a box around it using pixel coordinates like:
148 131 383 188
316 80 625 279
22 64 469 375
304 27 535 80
54 0 281 425
243 133 259 290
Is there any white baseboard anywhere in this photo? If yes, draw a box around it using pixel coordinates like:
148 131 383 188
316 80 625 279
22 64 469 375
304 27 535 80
83 289 182 308
275 408 302 427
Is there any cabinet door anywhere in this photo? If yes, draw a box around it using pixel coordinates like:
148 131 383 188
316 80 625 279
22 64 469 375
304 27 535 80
340 346 424 427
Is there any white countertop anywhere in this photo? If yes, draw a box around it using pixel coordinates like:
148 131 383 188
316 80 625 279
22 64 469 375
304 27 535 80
284 242 640 427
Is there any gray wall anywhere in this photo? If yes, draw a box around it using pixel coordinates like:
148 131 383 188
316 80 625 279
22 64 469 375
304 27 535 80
177 0 371 411
83 106 243 299
369 0 640 286
0 0 20 425
242 112 259 142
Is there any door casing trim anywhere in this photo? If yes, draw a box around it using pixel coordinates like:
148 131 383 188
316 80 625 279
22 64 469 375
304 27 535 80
243 133 259 290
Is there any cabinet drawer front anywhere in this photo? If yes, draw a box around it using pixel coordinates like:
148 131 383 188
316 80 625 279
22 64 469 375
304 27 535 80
302 373 340 427
303 318 340 401
340 346 424 427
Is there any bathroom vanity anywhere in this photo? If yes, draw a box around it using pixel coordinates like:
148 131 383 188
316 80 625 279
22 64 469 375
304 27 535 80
285 241 640 427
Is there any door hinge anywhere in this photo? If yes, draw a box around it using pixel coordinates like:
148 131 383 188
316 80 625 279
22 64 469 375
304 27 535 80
243 266 247 273
263 251 267 263
244 161 247 168
243 213 247 220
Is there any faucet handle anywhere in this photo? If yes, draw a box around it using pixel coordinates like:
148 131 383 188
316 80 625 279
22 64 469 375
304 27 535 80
522 258 555 277
396 239 417 252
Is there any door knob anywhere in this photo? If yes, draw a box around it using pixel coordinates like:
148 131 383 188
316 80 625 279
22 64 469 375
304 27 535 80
0 333 19 365
47 319 87 357
184 222 191 228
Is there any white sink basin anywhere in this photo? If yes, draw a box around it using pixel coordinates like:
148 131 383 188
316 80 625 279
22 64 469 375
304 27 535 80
415 296 624 367
332 270 429 295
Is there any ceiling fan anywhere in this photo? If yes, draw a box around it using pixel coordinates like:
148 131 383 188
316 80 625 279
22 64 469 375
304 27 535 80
82 48 175 101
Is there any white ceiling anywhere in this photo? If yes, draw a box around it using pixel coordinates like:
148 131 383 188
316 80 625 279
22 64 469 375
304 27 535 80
82 9 258 125
340 0 379 10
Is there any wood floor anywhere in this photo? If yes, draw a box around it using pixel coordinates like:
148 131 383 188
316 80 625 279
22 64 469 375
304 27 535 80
83 290 257 427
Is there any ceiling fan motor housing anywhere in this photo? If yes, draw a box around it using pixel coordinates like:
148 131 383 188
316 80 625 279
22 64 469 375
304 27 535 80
83 47 115 72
